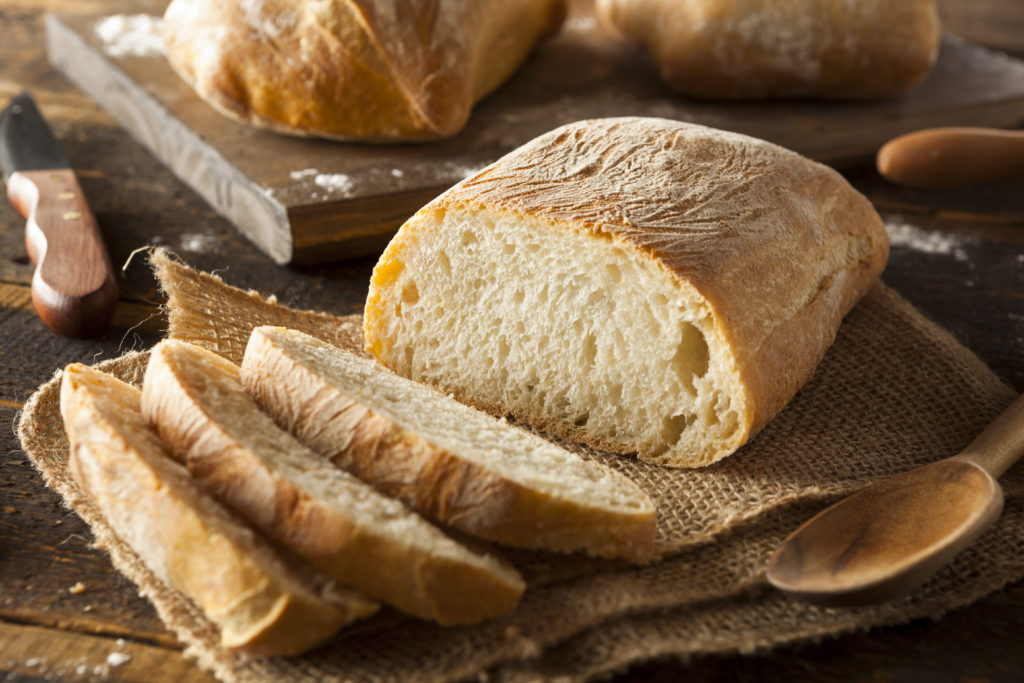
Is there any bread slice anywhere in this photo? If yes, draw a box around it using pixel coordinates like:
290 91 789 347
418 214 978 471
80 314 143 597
364 117 889 468
59 363 377 656
141 339 524 625
241 326 656 564
161 0 565 141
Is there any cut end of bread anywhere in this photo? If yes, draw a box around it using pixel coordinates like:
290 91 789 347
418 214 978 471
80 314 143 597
365 209 750 468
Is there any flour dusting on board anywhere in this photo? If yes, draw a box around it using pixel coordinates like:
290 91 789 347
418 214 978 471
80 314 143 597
315 173 355 195
94 15 164 57
285 161 487 202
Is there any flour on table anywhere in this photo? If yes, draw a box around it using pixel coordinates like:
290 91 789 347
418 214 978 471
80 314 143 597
885 222 972 263
106 652 132 667
94 15 165 58
179 232 220 253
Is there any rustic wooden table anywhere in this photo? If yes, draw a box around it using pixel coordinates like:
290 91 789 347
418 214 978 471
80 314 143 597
2 2 1022 681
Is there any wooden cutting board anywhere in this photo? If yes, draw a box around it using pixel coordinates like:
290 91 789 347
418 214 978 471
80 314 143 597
47 0 1024 264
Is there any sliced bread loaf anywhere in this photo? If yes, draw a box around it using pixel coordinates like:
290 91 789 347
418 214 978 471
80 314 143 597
59 363 377 656
241 326 656 563
364 117 889 468
141 339 525 625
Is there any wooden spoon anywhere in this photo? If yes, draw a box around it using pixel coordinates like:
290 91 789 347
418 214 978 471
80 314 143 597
877 127 1024 187
767 392 1024 606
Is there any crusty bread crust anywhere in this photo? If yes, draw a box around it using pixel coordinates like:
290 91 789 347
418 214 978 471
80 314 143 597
596 0 941 99
242 326 656 563
141 339 524 625
364 117 888 467
60 363 376 656
161 0 566 141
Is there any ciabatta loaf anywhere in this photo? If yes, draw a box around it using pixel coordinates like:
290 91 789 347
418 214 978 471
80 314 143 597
161 0 565 141
60 363 377 656
596 0 941 99
141 339 524 626
365 117 889 468
241 326 656 563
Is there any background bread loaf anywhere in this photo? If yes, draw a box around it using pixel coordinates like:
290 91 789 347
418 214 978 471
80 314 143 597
161 0 566 141
364 117 889 468
60 363 377 656
596 0 941 99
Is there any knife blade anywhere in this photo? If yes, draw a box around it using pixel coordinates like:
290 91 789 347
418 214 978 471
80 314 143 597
0 91 117 337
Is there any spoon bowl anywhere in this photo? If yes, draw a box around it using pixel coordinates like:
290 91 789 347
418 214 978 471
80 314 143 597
767 393 1024 606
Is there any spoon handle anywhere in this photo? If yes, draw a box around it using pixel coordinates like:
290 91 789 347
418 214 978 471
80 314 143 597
955 393 1024 479
877 127 1024 187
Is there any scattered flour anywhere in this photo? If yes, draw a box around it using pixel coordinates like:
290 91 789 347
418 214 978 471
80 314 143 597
179 232 220 253
107 652 132 667
94 14 164 58
286 161 485 201
885 222 972 263
314 173 355 195
288 168 354 195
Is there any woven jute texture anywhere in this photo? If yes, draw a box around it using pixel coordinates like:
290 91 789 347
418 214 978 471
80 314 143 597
17 248 1022 682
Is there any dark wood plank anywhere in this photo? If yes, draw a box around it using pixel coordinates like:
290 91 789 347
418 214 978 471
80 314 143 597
0 621 214 682
0 282 171 645
0 427 175 646
847 169 1024 393
46 1 1024 264
940 0 1024 56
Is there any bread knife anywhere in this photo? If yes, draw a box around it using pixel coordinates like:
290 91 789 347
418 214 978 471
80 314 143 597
0 91 117 337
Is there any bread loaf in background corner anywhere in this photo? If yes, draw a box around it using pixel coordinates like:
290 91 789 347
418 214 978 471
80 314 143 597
364 117 889 469
161 0 566 141
596 0 941 99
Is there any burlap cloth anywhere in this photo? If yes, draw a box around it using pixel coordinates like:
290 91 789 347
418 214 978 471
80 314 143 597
17 249 1022 682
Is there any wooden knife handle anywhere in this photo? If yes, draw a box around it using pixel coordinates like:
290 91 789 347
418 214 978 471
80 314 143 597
877 127 1024 187
7 169 118 337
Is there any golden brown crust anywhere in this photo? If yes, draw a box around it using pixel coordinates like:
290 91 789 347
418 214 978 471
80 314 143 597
161 0 566 141
141 339 525 625
59 363 375 656
242 326 656 563
596 0 941 99
365 117 888 466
